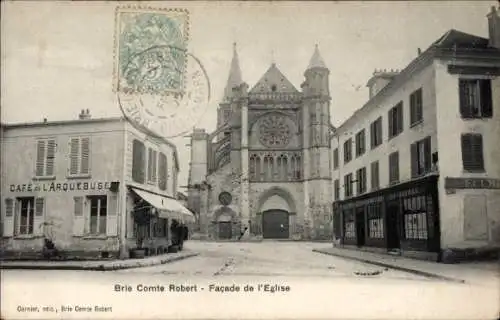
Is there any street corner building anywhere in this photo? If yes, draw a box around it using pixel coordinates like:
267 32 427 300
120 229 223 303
187 43 335 241
331 7 500 262
0 110 194 260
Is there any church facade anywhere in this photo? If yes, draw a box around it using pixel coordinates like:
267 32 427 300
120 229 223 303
187 44 335 240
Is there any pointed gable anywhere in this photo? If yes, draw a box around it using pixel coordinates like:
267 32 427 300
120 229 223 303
249 63 298 94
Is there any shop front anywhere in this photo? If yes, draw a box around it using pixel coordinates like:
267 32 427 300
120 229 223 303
334 174 441 260
128 187 195 257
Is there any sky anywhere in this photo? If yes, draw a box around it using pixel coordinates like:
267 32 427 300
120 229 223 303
1 1 496 188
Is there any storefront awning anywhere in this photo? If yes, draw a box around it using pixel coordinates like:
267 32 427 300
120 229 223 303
131 188 195 223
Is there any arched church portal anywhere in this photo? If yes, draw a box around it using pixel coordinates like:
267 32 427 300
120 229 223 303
258 188 295 239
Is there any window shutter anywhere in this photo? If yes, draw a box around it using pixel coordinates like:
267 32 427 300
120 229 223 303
69 138 80 175
152 150 157 182
3 198 14 237
45 139 56 176
72 196 85 236
388 110 393 137
80 137 90 175
417 89 423 121
480 79 492 118
158 153 167 191
35 140 46 176
13 200 19 236
472 135 484 171
33 198 45 235
423 137 432 172
461 134 472 170
410 93 416 124
106 194 118 236
132 140 145 183
411 143 418 177
398 103 404 133
377 119 382 144
459 80 471 118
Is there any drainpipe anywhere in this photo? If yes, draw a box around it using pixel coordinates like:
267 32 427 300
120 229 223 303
119 123 129 259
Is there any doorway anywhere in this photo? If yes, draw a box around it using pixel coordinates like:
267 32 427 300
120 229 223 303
262 210 289 239
386 201 400 249
356 207 366 247
218 222 232 239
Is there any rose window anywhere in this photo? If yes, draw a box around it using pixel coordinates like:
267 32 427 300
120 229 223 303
259 115 291 147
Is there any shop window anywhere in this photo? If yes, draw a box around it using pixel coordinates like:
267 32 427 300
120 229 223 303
35 138 56 178
367 203 383 239
459 79 492 118
89 196 107 235
403 196 428 240
68 137 91 176
132 140 146 183
343 209 355 239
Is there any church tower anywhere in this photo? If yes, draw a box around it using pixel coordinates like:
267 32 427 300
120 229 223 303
301 45 333 239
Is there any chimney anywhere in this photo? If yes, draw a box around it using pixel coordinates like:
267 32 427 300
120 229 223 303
366 69 400 99
487 6 500 49
78 109 91 120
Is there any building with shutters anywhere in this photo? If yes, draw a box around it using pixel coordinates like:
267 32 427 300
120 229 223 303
187 44 335 241
332 6 500 262
0 110 193 259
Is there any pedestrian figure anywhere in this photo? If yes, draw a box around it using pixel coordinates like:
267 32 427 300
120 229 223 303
238 226 248 240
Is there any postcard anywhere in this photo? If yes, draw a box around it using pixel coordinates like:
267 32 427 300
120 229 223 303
1 1 500 319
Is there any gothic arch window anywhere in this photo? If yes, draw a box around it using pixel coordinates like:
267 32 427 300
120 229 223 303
291 154 302 180
255 155 261 182
279 154 288 181
263 154 273 181
249 154 257 180
276 155 282 180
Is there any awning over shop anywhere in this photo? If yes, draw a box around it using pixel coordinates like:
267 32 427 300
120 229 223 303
131 188 195 223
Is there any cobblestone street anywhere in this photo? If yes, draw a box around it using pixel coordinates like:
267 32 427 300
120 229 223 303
118 241 428 280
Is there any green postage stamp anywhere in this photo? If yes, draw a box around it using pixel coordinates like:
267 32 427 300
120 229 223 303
114 6 189 95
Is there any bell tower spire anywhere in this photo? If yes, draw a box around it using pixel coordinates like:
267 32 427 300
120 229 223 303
307 44 327 70
223 42 243 102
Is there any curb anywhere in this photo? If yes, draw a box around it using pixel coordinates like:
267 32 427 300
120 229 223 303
312 249 466 284
0 252 199 271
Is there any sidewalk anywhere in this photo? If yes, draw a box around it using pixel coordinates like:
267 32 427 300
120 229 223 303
0 250 199 271
314 246 500 287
